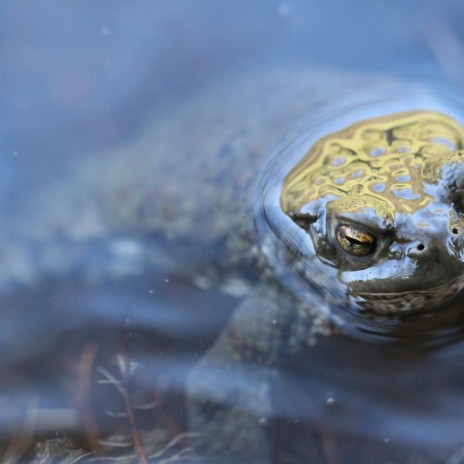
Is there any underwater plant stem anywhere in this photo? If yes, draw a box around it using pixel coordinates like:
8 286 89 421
77 340 101 454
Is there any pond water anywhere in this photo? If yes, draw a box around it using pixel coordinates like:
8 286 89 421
3 1 464 463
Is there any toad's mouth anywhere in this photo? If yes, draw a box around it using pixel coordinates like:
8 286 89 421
352 278 464 315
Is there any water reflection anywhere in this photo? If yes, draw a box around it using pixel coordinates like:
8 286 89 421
3 1 464 463
189 81 464 462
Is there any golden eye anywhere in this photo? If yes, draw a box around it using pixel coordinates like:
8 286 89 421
336 225 377 257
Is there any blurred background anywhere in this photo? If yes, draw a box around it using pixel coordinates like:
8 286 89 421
3 0 464 191
2 1 464 462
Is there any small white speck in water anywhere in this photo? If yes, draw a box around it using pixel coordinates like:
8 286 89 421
259 418 268 426
383 438 390 444
12 151 18 156
148 289 154 294
272 319 277 325
100 26 110 36
164 278 170 284
325 394 336 407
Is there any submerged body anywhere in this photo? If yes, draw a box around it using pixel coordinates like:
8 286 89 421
3 67 464 462
189 105 464 461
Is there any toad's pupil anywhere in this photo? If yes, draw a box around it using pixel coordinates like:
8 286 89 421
337 225 376 256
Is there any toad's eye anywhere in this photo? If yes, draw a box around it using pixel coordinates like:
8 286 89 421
336 225 377 257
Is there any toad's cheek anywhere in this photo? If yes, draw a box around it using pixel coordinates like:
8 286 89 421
340 262 464 313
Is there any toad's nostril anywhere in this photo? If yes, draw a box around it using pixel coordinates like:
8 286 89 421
452 227 460 235
407 242 427 258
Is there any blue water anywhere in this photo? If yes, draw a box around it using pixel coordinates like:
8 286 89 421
3 1 464 463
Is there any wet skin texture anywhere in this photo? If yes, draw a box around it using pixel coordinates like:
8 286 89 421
282 111 464 314
188 111 464 463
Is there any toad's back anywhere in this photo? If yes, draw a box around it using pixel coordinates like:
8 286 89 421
282 111 464 215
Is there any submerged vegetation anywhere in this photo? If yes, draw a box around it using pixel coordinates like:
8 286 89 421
0 325 193 464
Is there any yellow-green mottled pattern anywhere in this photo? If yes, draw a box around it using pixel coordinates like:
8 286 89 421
281 111 464 215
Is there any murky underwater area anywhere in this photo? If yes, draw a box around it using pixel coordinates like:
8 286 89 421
4 1 464 463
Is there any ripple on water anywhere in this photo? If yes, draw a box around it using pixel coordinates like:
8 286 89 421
256 81 464 345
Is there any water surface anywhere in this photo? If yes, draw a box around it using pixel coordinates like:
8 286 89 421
3 2 464 463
